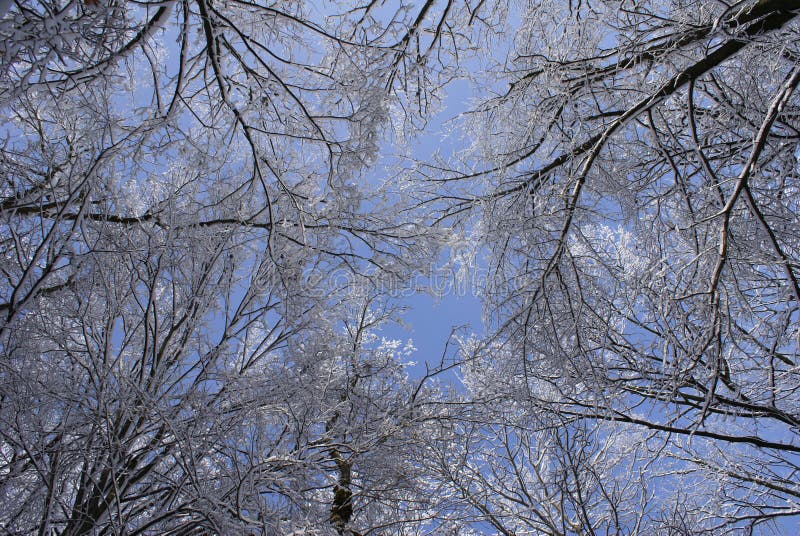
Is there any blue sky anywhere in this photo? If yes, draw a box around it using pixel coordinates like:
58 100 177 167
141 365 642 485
369 77 487 370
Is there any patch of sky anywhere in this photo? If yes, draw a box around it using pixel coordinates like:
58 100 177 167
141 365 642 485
365 72 488 375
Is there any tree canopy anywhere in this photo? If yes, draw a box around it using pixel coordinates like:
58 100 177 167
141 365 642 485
1 0 799 534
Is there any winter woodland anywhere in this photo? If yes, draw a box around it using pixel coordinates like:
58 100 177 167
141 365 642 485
1 0 799 534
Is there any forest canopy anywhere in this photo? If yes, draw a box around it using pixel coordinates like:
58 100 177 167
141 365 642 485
1 0 799 534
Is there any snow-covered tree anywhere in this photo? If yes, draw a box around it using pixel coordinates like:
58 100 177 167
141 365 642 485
4 0 800 533
425 1 800 532
0 0 453 532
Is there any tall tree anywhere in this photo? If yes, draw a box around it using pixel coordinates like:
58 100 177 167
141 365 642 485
0 0 455 532
426 0 800 532
5 0 800 533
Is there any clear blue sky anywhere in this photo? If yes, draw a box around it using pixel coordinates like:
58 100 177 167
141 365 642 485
371 78 486 370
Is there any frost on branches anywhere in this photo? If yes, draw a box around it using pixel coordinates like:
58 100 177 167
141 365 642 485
2 0 800 535
427 1 800 533
0 0 451 533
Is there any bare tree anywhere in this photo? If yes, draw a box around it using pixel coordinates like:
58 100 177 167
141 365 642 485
0 0 463 533
5 0 800 533
423 0 800 532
